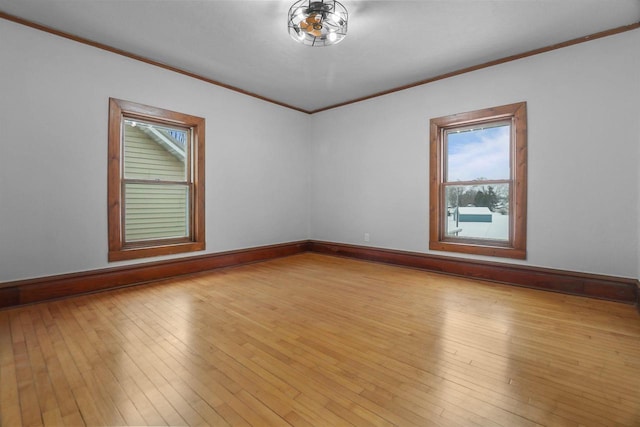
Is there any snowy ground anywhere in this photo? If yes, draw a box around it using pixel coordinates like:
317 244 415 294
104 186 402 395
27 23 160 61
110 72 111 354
447 213 509 240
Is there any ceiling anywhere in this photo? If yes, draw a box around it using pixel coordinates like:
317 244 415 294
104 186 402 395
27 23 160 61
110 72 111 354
1 0 639 112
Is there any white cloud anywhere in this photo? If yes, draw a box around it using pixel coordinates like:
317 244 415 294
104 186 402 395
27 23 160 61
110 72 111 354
447 126 510 181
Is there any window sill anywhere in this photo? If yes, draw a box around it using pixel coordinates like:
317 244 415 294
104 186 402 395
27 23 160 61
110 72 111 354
429 241 526 260
109 241 205 262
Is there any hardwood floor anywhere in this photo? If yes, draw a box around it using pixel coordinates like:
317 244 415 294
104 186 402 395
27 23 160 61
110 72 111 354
1 253 639 426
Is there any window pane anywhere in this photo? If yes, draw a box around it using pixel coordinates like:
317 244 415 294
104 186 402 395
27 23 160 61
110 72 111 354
123 119 188 181
446 124 510 182
444 183 510 241
124 183 189 242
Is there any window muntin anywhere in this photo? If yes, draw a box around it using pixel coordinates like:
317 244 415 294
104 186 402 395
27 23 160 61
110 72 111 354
108 98 205 261
430 102 527 259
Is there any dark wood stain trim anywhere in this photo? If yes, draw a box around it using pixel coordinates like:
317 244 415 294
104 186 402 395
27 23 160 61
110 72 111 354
0 11 310 114
310 22 640 113
1 11 638 115
1 240 637 309
308 241 638 304
0 241 310 309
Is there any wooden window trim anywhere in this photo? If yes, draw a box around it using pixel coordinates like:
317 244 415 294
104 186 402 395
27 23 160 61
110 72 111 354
108 98 205 262
429 102 527 259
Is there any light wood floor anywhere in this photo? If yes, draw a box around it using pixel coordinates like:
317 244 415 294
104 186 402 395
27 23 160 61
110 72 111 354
1 253 639 427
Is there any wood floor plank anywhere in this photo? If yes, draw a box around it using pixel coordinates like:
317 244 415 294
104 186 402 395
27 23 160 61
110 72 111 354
0 312 23 427
1 253 639 426
60 410 84 427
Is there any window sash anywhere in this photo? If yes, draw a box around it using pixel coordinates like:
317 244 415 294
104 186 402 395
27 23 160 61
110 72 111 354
443 120 512 183
440 122 514 246
122 181 192 245
121 114 193 248
441 182 512 245
123 118 191 182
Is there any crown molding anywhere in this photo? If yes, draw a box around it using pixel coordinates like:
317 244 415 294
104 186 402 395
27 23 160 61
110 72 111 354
1 11 638 114
310 22 640 113
0 11 310 114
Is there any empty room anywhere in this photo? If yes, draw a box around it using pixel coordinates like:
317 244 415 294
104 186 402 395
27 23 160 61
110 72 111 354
1 1 639 426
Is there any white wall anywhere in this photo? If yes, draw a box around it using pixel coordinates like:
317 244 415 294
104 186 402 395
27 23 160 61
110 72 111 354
0 20 311 281
2 19 638 283
311 30 640 278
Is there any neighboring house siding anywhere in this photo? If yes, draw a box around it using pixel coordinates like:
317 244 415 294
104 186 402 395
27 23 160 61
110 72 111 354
123 126 188 242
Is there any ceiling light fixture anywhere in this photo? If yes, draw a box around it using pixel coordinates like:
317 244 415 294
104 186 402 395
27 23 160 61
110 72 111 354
288 0 348 47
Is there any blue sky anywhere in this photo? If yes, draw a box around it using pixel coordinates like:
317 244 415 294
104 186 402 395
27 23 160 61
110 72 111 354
446 125 510 182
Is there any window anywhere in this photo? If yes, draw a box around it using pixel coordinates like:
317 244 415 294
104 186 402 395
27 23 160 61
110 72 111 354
429 102 527 259
108 98 205 261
